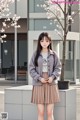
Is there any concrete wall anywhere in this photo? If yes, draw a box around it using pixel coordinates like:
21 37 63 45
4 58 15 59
17 0 27 18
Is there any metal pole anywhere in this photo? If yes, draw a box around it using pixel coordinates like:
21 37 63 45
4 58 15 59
74 41 76 83
14 0 17 83
14 27 17 83
27 0 29 84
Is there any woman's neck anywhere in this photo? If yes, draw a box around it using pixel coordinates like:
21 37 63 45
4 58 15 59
41 48 49 53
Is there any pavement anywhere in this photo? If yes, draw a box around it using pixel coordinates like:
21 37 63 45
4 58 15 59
0 79 80 120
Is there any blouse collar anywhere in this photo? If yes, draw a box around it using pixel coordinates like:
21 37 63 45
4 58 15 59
40 49 54 56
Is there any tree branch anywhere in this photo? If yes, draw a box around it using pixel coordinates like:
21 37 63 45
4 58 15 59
47 9 64 30
55 29 64 40
51 0 65 14
72 10 80 19
57 33 64 40
66 23 70 34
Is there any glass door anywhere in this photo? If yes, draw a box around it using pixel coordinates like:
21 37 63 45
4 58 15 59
17 33 27 82
1 35 14 80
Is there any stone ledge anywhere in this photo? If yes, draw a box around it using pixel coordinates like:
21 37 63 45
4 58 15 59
4 85 76 120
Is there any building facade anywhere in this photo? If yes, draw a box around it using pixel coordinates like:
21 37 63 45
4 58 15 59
0 0 80 84
0 0 27 82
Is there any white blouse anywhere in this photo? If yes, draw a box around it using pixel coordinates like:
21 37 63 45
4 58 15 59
41 52 48 72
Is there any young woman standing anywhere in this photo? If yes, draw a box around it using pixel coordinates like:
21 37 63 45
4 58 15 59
29 32 61 120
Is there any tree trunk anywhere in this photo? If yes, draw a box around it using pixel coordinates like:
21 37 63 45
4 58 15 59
60 35 67 81
60 1 67 81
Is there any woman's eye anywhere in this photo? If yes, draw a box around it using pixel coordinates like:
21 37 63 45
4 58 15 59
46 40 49 42
41 40 43 42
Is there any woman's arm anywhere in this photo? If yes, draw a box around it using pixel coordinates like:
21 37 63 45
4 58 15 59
29 52 42 82
51 53 62 80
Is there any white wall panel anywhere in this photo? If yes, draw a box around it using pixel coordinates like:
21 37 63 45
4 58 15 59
17 0 27 18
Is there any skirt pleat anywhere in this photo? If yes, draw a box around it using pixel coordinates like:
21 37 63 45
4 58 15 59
31 72 60 104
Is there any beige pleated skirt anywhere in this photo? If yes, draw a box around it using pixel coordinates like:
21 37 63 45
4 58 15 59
31 72 60 104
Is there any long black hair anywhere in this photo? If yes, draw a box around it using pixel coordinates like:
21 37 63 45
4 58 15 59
34 32 52 66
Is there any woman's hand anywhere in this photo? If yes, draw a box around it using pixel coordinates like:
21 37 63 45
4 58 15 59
40 78 48 83
47 77 53 83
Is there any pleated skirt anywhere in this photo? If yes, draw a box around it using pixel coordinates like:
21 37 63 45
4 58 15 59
31 72 60 104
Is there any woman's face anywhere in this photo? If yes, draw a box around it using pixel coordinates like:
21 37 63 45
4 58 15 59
40 36 50 49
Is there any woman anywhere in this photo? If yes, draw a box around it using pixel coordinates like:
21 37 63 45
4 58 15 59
29 32 61 120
